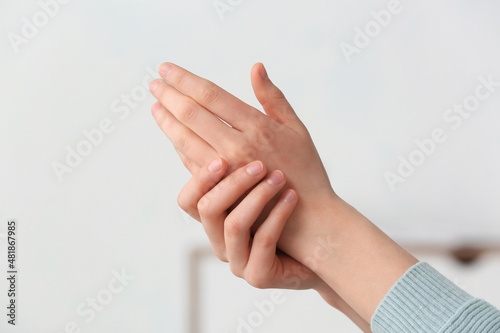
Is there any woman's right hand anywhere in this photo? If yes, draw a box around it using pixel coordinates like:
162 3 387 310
178 158 371 332
178 157 319 290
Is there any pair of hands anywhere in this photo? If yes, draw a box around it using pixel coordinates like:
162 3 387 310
149 61 333 289
149 62 343 256
149 63 371 332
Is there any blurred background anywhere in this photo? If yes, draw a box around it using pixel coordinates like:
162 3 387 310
1 0 499 332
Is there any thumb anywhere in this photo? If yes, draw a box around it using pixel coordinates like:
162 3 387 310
251 63 300 126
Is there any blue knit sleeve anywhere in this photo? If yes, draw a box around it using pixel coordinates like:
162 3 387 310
371 262 500 333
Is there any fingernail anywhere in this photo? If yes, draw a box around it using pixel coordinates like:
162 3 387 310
149 80 160 93
159 63 172 77
260 64 268 80
283 190 296 203
246 161 263 176
267 170 284 186
208 158 223 173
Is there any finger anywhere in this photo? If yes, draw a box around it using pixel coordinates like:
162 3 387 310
151 102 219 168
157 63 265 130
150 79 241 151
250 63 301 127
198 160 267 262
175 148 200 175
177 158 228 222
225 170 287 276
247 189 297 278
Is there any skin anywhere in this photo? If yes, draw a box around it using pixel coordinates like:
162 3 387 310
180 157 371 332
149 62 418 324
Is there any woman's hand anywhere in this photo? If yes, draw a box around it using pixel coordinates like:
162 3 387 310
177 158 372 332
179 157 317 289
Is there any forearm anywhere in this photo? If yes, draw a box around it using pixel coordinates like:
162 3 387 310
315 281 372 333
280 195 418 324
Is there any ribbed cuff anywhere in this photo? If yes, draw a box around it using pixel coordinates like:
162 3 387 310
371 261 480 333
440 298 500 333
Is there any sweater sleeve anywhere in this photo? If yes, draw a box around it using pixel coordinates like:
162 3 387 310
371 261 500 333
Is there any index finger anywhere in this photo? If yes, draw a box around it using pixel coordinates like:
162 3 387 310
158 63 265 130
177 157 228 221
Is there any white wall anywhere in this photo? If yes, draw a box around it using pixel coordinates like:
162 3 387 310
1 0 499 332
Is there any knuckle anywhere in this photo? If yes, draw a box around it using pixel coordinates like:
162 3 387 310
257 127 275 147
177 194 198 221
215 251 229 262
197 197 211 218
200 82 220 104
225 216 243 237
177 192 190 212
269 118 287 133
225 144 257 167
221 168 247 191
181 156 195 172
214 249 229 263
260 87 285 110
242 146 259 162
229 264 243 278
254 232 276 250
175 133 189 152
227 171 242 187
245 191 267 209
179 101 198 123
246 272 271 289
270 86 286 100
250 121 276 151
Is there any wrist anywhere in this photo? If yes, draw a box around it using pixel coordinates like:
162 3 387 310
278 192 355 264
314 279 373 333
280 194 418 323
